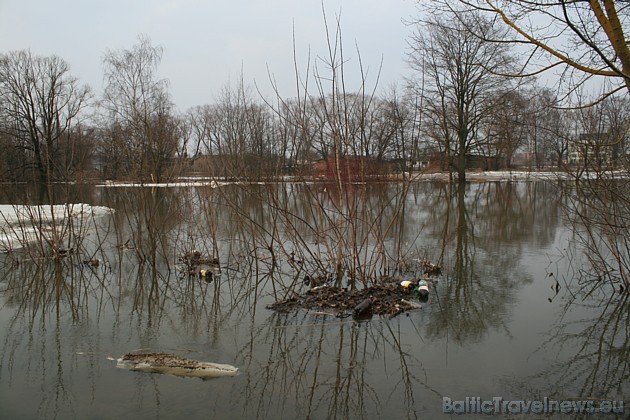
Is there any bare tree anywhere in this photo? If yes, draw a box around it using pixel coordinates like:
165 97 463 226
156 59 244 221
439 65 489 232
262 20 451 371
525 88 570 169
0 50 91 183
483 89 530 169
429 0 630 100
211 81 276 178
186 80 281 179
600 94 630 166
269 98 316 172
99 35 177 182
379 87 423 170
408 13 516 181
175 112 191 160
185 104 215 160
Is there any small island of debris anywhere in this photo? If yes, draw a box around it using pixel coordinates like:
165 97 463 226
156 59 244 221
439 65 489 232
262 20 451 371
267 276 435 319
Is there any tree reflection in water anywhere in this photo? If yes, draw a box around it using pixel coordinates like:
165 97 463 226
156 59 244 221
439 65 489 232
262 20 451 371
2 180 624 419
1 256 108 418
531 289 629 401
235 311 443 419
423 181 561 345
508 178 630 409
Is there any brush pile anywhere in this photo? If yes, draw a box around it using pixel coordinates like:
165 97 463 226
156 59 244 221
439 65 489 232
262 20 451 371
267 276 432 319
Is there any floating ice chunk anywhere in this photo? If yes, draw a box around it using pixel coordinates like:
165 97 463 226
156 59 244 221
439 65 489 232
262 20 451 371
0 203 114 250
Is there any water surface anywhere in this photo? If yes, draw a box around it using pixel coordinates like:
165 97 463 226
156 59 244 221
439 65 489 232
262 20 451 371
0 180 626 419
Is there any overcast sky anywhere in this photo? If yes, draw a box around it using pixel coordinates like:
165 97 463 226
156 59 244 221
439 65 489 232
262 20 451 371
0 0 418 111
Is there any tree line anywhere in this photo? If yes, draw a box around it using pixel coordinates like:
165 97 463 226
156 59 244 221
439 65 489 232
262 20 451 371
0 1 628 184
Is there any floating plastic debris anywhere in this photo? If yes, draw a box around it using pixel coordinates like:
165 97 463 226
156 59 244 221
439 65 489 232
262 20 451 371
400 280 413 289
414 280 430 298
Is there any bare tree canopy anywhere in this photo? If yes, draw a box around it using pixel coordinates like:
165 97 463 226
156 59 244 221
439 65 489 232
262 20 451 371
101 35 169 121
408 12 517 181
99 35 178 181
423 0 630 100
0 50 91 183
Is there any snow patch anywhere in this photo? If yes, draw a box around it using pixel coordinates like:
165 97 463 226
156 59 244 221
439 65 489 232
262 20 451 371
96 179 226 188
0 203 114 251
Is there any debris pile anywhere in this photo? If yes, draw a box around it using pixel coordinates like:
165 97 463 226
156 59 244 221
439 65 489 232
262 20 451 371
267 276 433 319
178 250 219 281
418 259 442 275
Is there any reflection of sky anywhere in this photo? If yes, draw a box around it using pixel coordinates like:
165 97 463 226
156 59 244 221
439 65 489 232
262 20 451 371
0 0 417 110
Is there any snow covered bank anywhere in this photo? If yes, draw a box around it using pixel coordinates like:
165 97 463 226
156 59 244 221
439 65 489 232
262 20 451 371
96 179 226 188
94 170 630 188
0 203 115 251
409 170 570 182
410 170 630 182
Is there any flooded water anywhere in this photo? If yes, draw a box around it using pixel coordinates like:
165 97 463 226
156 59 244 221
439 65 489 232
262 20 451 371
0 180 627 419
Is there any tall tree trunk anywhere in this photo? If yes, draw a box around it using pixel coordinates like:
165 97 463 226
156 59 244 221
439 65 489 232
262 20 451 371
457 128 467 182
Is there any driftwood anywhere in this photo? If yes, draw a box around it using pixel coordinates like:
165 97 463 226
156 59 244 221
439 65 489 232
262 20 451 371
116 352 238 379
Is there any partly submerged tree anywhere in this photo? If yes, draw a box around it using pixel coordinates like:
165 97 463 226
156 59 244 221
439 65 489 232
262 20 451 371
408 12 517 181
99 35 178 182
0 50 91 183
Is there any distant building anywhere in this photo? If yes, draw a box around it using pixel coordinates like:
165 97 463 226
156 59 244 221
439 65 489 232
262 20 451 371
568 132 618 168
